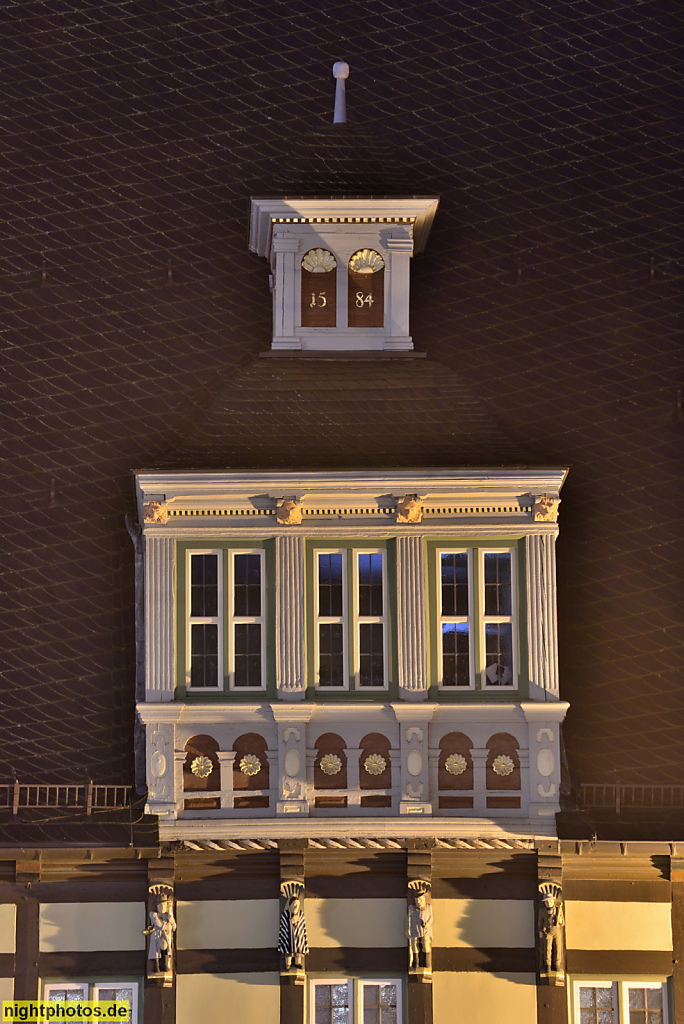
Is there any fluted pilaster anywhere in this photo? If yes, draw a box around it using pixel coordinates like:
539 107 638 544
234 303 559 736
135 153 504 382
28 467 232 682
276 534 306 698
526 533 559 699
396 534 427 699
145 534 175 701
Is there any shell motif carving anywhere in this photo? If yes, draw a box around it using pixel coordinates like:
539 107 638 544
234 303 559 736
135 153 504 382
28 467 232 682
406 749 423 777
240 754 262 777
191 755 213 778
492 754 515 777
319 753 342 776
302 248 337 273
536 748 554 778
284 748 301 778
445 753 467 776
349 248 385 274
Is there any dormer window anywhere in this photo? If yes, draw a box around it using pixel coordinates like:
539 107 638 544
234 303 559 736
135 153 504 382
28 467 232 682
348 249 384 328
301 248 337 327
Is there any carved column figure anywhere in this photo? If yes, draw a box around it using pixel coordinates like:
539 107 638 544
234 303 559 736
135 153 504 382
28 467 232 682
278 880 309 976
144 884 176 986
537 881 565 984
408 880 433 975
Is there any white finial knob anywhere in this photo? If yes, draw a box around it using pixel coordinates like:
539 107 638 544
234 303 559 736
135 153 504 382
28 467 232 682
332 62 349 124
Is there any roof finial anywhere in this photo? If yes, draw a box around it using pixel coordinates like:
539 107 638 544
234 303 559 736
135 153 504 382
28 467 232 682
332 62 349 124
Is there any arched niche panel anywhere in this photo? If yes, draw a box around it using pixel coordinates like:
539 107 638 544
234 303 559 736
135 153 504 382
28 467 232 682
438 732 474 792
359 732 392 790
183 734 220 793
301 249 337 327
233 733 269 793
348 249 384 328
314 732 347 790
486 732 521 791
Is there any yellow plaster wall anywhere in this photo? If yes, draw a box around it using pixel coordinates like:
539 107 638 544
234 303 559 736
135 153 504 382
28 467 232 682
176 973 279 1024
0 905 16 953
305 898 406 948
432 899 535 948
565 901 673 950
0 979 14 1001
39 903 146 952
176 900 279 949
433 972 537 1024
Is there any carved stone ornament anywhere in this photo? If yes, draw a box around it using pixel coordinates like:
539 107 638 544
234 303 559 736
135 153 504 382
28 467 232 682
349 248 385 274
407 879 433 974
190 755 213 778
319 753 342 776
445 753 467 776
278 880 309 974
537 881 565 985
396 494 422 524
302 248 336 273
276 498 302 526
364 753 387 776
533 495 560 522
239 753 262 776
144 885 176 985
143 500 168 524
492 754 515 777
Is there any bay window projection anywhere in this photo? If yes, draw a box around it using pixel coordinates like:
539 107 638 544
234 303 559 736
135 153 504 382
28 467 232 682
230 551 265 688
482 549 516 687
188 551 221 689
439 550 473 688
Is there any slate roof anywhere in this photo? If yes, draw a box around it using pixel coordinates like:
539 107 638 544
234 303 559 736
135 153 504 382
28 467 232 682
0 0 682 843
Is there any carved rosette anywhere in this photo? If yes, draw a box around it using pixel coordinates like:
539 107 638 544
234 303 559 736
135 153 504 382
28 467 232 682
396 494 422 524
276 498 302 526
145 884 176 986
537 881 565 986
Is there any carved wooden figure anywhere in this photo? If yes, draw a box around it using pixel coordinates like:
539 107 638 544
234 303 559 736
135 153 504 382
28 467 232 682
537 882 565 984
278 880 309 972
407 880 433 973
144 885 176 984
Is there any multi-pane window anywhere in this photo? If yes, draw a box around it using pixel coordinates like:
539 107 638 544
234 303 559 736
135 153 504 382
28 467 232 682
186 548 265 691
311 980 401 1024
44 982 139 1024
575 982 667 1024
482 550 515 687
315 549 387 689
230 551 265 688
188 551 221 689
439 550 472 687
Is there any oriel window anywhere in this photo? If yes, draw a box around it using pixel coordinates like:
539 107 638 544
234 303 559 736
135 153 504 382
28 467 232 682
348 248 384 328
301 248 337 327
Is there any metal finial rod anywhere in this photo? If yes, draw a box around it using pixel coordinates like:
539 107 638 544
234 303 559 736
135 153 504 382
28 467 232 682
332 62 349 124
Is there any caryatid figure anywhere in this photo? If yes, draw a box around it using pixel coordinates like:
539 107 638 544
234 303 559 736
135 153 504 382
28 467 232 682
407 880 433 971
537 881 565 980
144 885 177 976
278 880 309 972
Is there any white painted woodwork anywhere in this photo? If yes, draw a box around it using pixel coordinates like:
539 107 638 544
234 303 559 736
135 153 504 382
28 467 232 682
396 534 428 699
525 532 560 699
275 534 306 698
145 534 175 700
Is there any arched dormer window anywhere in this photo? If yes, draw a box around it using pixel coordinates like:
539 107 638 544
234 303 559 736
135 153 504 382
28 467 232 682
348 249 384 328
301 248 337 327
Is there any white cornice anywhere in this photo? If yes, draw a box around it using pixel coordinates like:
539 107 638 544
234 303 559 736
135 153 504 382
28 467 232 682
158 817 557 840
249 197 440 257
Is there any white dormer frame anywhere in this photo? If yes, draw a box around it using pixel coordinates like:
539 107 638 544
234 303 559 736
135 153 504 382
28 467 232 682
249 197 439 352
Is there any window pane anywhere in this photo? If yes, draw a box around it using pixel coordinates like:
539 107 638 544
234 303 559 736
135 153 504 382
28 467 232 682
319 623 344 686
441 552 468 616
234 622 261 687
47 991 85 1002
190 553 218 616
190 623 218 687
578 987 615 1024
234 553 261 616
359 622 384 686
485 623 513 685
358 552 383 616
484 552 511 615
442 622 470 686
363 984 397 1024
319 553 344 616
314 984 349 1024
629 986 663 1024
